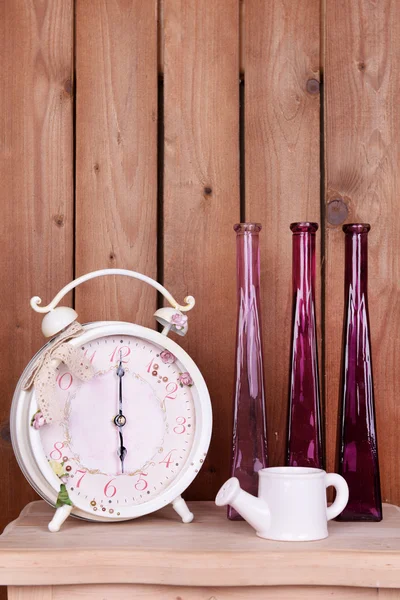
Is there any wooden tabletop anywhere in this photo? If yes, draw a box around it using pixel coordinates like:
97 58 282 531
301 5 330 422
1 501 400 588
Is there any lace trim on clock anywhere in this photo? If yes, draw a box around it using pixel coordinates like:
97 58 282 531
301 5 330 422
23 322 95 423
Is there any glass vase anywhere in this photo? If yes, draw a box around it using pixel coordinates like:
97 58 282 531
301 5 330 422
337 223 382 521
286 222 324 469
228 223 268 520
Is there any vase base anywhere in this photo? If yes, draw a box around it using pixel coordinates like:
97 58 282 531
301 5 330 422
335 508 382 522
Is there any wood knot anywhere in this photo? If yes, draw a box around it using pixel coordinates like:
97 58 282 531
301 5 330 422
204 187 212 195
54 214 64 227
63 79 73 95
0 421 11 445
94 163 100 173
358 62 366 71
306 79 320 94
327 198 349 226
109 252 116 260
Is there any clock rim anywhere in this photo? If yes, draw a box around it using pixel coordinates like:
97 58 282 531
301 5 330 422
11 321 212 522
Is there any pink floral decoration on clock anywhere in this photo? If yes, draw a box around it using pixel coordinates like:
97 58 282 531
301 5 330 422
171 313 188 331
178 372 193 387
160 350 176 364
31 410 46 430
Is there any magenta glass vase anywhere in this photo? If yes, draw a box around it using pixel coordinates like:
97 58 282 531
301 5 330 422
286 222 324 469
228 223 268 520
337 224 382 521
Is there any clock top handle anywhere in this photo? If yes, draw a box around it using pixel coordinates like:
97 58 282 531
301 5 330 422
30 269 195 338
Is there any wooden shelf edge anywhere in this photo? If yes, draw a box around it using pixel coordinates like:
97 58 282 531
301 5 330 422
0 501 399 588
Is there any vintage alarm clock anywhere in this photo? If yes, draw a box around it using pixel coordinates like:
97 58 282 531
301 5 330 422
11 269 212 532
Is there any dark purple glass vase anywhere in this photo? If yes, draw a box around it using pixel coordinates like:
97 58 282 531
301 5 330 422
337 224 382 521
228 223 268 520
286 222 324 469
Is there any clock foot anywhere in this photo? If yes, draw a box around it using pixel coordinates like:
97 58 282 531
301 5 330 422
172 496 194 523
48 504 73 532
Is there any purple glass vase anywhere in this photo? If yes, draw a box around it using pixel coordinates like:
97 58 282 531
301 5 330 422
228 223 268 520
286 222 324 469
337 224 382 521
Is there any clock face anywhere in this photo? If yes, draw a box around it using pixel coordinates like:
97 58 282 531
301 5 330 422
32 334 199 517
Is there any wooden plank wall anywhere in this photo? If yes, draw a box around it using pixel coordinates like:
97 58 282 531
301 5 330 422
75 0 158 326
324 0 400 498
1 0 400 577
0 0 74 532
245 0 321 467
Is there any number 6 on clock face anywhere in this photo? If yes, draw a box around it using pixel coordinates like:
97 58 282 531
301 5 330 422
11 322 212 526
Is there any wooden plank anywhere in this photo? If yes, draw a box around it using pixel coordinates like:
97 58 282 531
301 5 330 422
75 0 158 327
2 502 400 588
245 0 321 467
160 0 245 76
324 0 400 502
0 0 74 549
51 584 380 599
162 0 240 499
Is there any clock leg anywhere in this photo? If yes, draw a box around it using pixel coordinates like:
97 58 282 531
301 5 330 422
48 504 73 532
172 495 194 523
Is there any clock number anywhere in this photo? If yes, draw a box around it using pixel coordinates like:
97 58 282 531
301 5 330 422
146 358 154 373
173 417 187 435
50 442 65 461
104 478 117 498
163 382 178 402
76 470 87 488
159 449 177 468
135 472 148 491
109 346 131 363
83 349 96 364
56 373 73 391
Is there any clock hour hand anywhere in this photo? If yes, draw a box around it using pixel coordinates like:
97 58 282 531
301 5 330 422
114 352 127 473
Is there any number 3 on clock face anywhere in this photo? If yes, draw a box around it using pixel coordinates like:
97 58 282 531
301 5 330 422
12 323 212 523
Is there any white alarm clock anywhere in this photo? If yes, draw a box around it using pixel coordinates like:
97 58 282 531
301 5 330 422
11 269 212 532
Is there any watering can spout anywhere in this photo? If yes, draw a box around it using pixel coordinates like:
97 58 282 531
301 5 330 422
215 477 270 537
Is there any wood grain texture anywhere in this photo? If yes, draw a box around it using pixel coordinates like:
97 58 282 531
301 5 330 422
8 588 52 600
324 1 400 500
245 0 321 467
162 0 240 499
75 0 158 326
0 0 74 536
2 501 400 588
6 586 388 599
48 584 383 599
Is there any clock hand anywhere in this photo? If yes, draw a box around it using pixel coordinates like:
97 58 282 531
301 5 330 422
114 352 127 473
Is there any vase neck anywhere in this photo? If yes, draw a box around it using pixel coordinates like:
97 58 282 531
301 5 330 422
344 227 369 301
291 228 316 298
235 227 261 298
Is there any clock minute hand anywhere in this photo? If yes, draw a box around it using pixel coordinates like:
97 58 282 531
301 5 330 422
115 353 127 473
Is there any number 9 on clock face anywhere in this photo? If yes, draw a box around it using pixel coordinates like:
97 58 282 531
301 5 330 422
11 323 212 521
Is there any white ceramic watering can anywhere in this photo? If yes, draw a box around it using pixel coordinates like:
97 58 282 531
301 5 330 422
216 466 349 541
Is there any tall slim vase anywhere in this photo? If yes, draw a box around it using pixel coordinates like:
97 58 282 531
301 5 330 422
337 223 382 521
228 223 268 520
286 222 324 468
